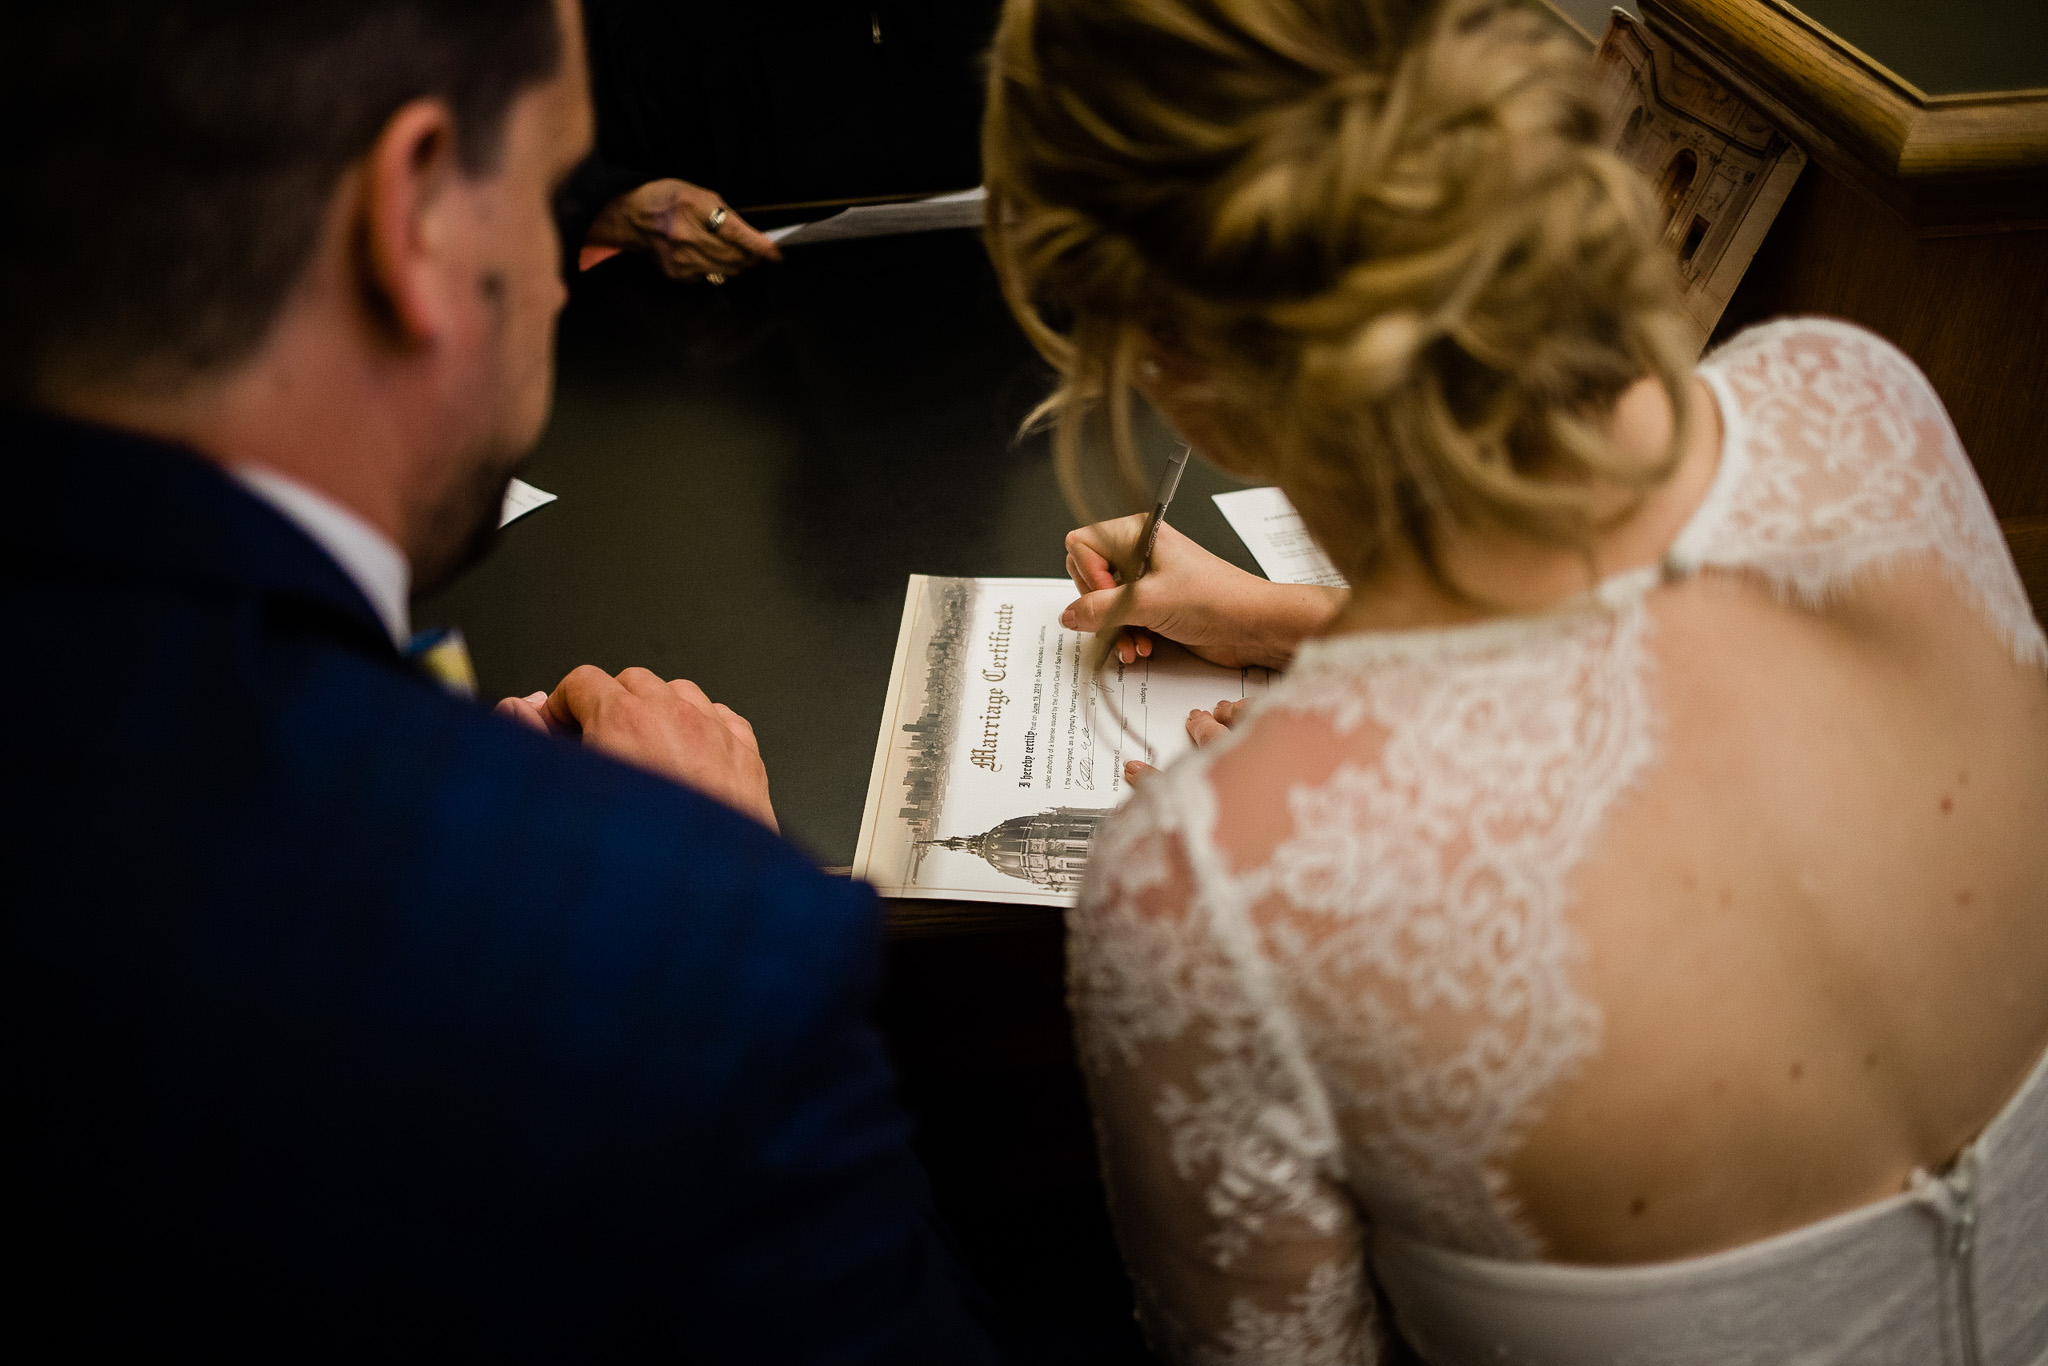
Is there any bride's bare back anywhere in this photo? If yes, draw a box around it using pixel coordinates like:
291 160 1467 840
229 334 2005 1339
1069 320 2048 1359
1517 421 2048 1266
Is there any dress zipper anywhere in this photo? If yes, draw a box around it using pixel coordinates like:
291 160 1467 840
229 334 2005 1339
1914 1145 1984 1366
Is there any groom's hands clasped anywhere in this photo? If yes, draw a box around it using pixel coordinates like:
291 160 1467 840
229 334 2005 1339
498 667 778 831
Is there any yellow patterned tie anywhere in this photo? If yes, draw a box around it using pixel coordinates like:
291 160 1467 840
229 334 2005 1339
406 627 478 699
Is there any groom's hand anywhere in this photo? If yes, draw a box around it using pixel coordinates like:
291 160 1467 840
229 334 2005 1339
505 666 778 831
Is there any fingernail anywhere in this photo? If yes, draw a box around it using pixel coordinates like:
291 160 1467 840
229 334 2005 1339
1061 609 1076 628
526 692 547 705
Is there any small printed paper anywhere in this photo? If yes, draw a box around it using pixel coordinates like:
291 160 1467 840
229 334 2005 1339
766 187 986 248
1211 487 1345 587
499 477 557 528
852 576 1269 907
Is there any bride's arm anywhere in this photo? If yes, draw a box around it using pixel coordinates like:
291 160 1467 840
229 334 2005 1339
1064 518 1345 671
1071 785 1380 1364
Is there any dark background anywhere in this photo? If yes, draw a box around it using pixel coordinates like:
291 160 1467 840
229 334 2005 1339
584 0 999 209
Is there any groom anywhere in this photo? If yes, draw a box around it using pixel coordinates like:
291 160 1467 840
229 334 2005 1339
1 0 995 1358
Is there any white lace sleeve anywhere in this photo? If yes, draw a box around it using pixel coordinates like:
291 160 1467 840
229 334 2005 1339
1687 319 2046 670
1070 779 1380 1366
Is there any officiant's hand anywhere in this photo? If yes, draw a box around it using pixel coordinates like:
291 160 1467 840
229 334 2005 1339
497 667 778 831
1063 518 1343 672
1123 698 1249 784
586 179 782 283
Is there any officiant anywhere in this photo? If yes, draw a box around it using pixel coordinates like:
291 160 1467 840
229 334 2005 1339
555 0 998 283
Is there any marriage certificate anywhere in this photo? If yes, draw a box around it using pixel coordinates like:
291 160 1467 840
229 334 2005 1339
853 576 1269 907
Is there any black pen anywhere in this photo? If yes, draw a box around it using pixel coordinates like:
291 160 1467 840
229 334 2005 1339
1129 445 1191 584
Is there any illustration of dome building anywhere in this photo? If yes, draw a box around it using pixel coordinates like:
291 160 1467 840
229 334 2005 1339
930 807 1114 893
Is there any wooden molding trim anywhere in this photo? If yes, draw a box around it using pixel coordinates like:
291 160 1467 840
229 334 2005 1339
1533 0 1598 47
1642 0 2048 228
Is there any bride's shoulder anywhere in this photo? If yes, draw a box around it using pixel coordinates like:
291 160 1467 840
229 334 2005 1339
1693 316 1958 482
1682 317 2041 661
1134 685 1396 892
1695 317 1956 468
1700 316 1935 400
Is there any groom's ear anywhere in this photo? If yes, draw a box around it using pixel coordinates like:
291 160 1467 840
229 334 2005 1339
353 99 469 350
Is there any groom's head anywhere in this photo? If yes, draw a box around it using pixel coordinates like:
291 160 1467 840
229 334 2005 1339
1 0 594 591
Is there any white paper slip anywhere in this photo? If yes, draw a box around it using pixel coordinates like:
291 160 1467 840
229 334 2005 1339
499 477 557 528
1211 486 1346 587
852 576 1270 907
766 187 986 248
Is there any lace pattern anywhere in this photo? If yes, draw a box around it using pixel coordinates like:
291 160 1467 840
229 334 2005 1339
1067 320 2047 1364
1686 319 2045 667
1247 602 1648 1255
1072 787 1351 1271
1201 1256 1380 1366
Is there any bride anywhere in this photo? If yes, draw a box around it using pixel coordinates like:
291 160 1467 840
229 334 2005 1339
981 0 2048 1362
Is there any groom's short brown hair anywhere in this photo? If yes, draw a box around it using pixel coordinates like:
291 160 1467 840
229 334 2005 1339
0 0 562 401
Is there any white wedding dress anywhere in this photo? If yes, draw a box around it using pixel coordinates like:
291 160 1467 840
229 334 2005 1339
1069 320 2048 1366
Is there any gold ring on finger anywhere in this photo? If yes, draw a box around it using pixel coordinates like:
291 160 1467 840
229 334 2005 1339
705 271 727 286
705 206 728 234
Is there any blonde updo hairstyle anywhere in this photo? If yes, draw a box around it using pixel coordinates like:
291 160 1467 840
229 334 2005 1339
983 0 1698 597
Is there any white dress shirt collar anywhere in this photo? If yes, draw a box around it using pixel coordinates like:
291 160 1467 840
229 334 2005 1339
230 466 412 648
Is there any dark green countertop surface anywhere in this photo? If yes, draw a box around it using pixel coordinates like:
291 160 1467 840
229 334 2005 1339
419 230 1260 868
1770 0 2046 97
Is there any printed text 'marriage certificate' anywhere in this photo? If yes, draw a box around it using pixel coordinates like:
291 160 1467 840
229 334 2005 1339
852 576 1268 907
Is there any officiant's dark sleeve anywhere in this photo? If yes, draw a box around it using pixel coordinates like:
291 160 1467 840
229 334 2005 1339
552 152 651 278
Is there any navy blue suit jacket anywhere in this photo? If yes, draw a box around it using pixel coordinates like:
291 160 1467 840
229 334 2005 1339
3 412 999 1361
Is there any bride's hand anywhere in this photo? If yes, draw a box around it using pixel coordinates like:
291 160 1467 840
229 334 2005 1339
1123 698 1249 785
1063 517 1344 671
